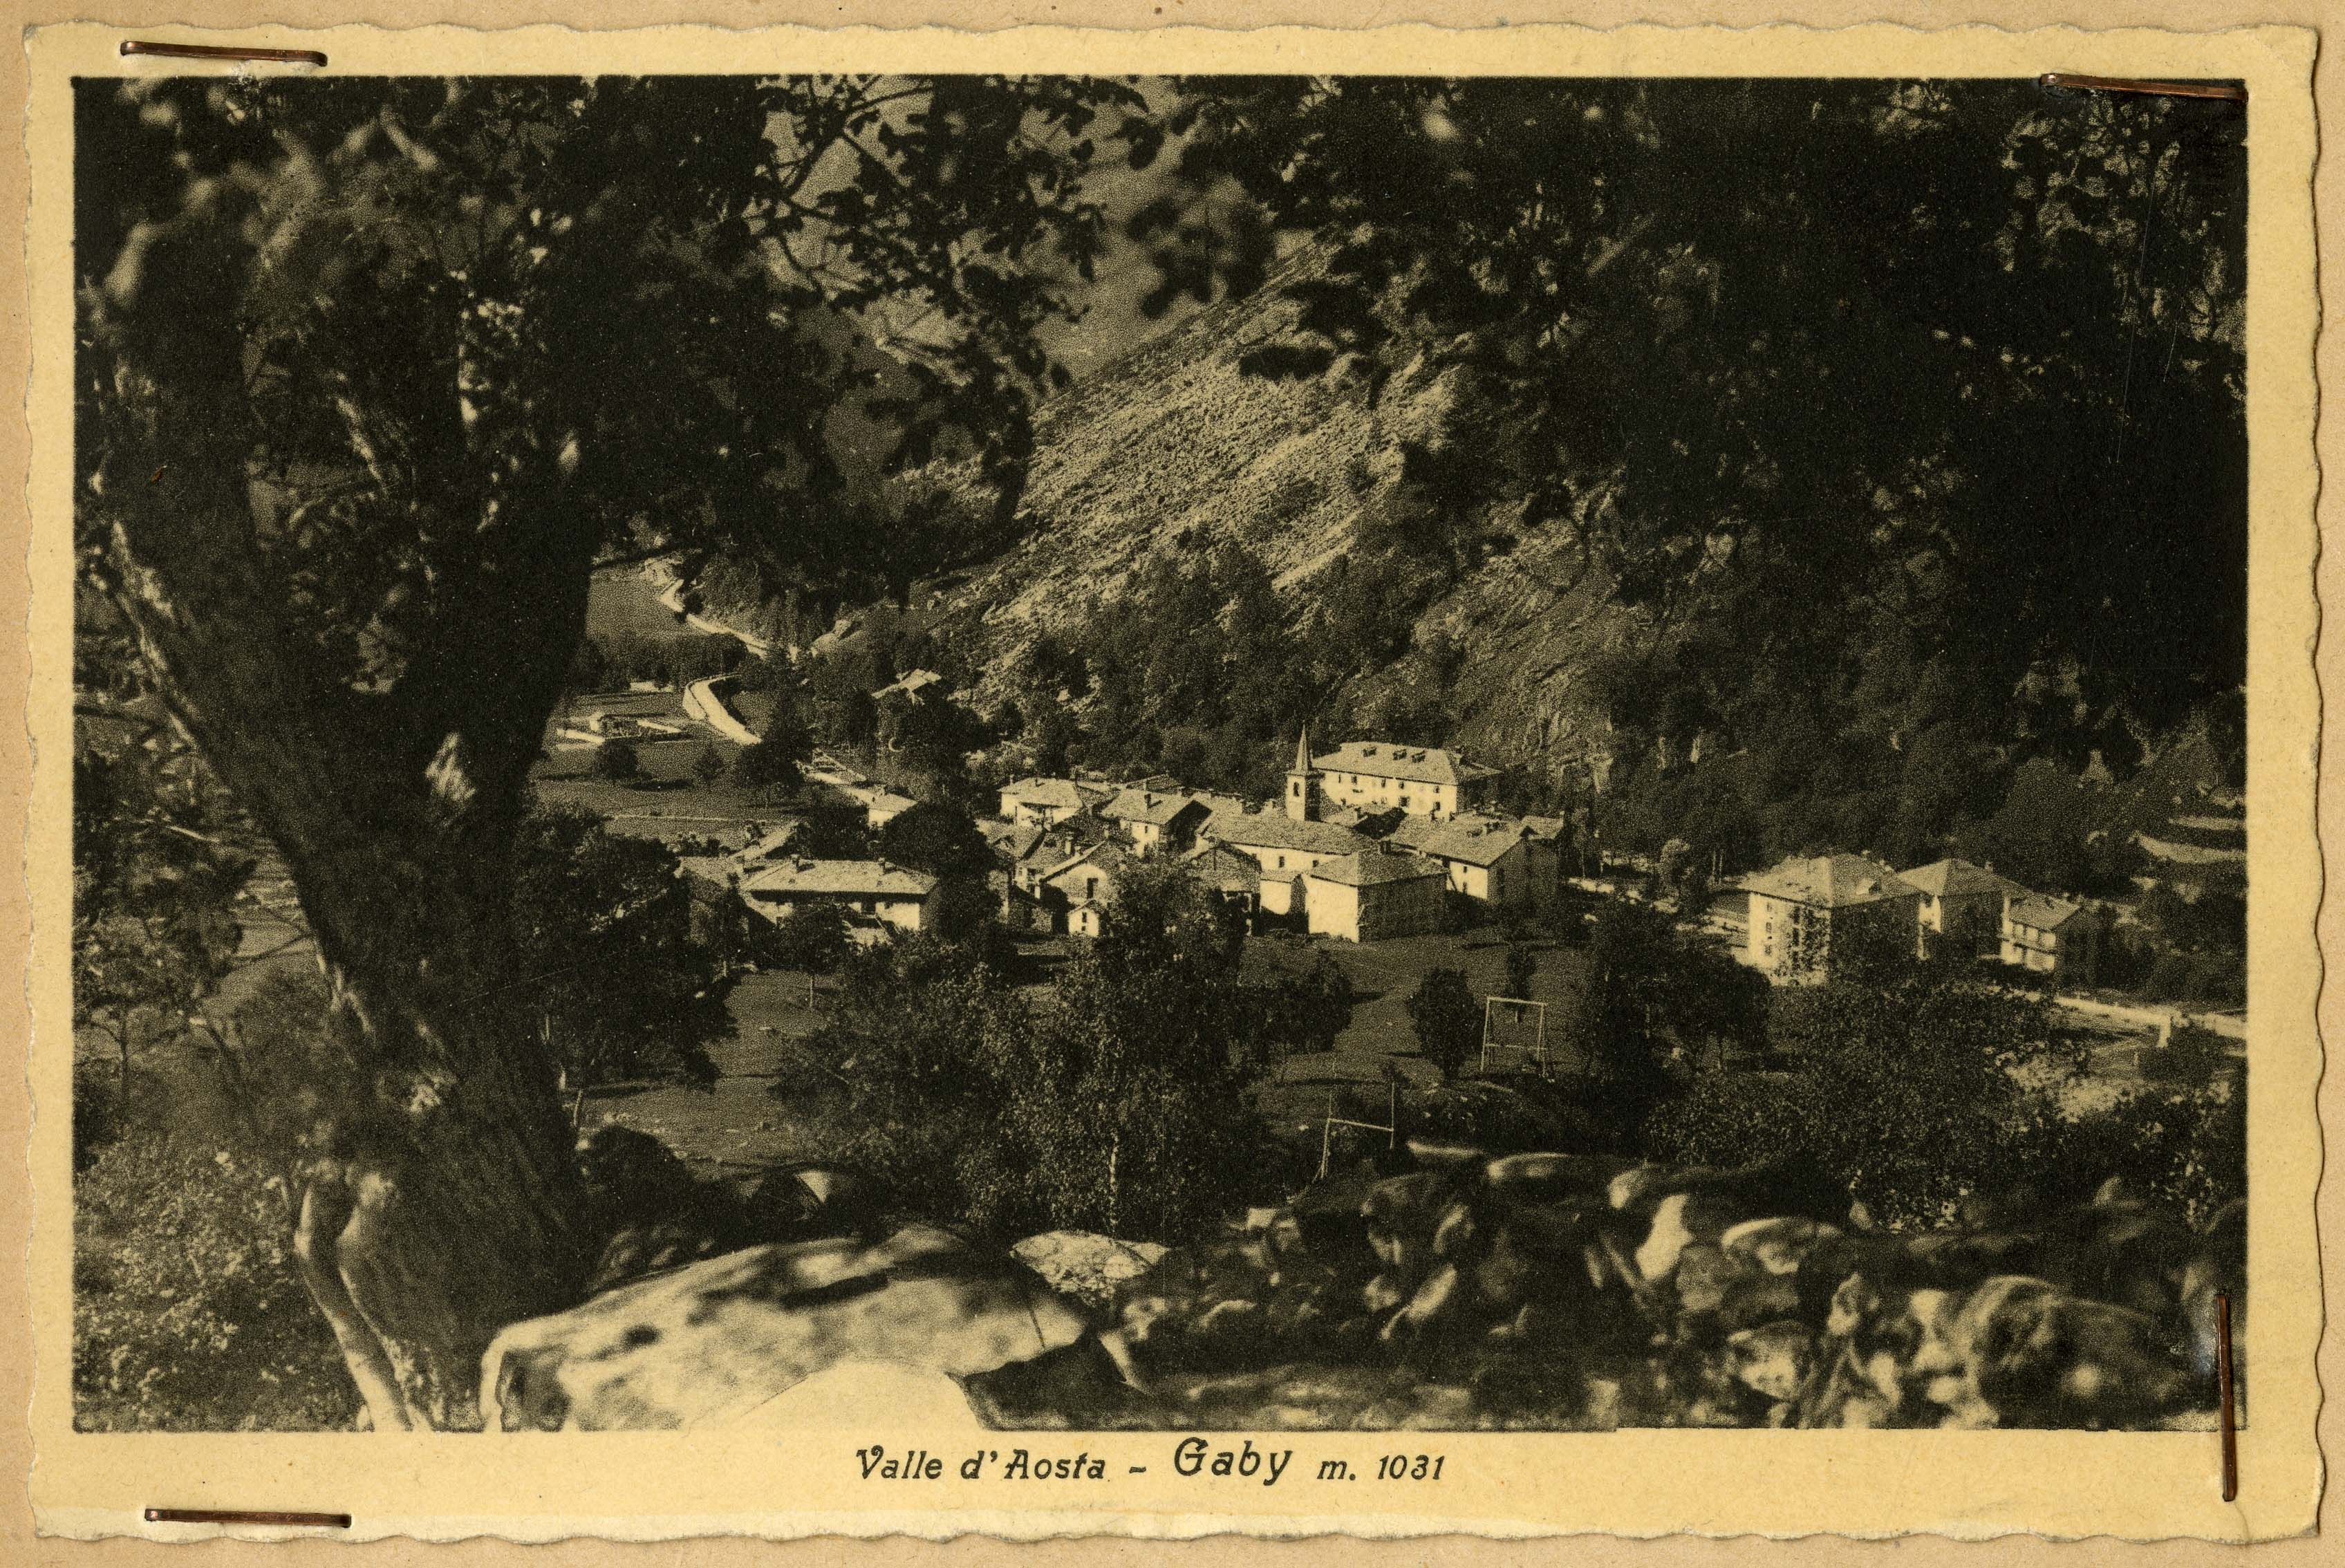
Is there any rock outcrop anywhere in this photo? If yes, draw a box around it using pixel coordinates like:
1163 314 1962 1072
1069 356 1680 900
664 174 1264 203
479 1224 1096 1430
1083 1152 2230 1431
534 1131 2230 1432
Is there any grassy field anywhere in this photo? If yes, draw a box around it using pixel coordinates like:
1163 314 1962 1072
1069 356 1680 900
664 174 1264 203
581 971 845 1188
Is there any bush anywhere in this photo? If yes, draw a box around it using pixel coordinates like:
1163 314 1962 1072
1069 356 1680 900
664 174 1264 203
732 729 807 796
808 862 1289 1242
1645 964 2088 1227
590 737 640 783
1408 966 1481 1081
74 1135 354 1431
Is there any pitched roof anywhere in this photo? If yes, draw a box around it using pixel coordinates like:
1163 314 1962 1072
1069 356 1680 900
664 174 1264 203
739 858 937 899
1204 809 1367 857
2006 893 2090 932
1181 841 1262 893
978 816 1044 858
1307 845 1449 889
1000 776 1087 810
1314 740 1497 787
1900 857 2022 899
1101 788 1206 827
1389 814 1531 867
676 855 736 886
729 821 810 868
865 790 919 813
1739 854 1919 909
1025 814 1112 859
1189 792 1257 821
1040 840 1136 889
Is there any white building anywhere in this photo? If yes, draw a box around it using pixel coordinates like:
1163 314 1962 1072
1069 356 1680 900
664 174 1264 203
1735 853 1922 981
1386 814 1538 908
737 857 937 940
2001 893 2102 986
1311 740 1499 819
1099 788 1209 856
1300 846 1448 942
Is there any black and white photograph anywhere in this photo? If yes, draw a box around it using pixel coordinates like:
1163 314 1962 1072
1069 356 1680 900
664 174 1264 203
68 62 2263 1447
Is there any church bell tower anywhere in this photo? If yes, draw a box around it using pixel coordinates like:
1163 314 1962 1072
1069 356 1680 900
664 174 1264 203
1287 726 1322 822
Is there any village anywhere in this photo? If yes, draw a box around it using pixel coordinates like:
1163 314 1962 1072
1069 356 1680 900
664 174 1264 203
551 570 2145 982
539 566 2239 1085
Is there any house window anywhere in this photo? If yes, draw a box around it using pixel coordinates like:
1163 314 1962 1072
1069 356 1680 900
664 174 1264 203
1086 876 1099 900
1277 855 1286 869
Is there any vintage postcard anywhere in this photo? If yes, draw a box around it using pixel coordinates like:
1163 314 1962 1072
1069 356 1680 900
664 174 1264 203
20 17 2321 1544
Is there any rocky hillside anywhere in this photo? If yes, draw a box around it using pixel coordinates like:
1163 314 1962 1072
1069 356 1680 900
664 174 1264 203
924 239 1637 783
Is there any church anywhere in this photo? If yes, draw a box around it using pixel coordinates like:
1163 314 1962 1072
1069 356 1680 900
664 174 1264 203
1201 729 1448 941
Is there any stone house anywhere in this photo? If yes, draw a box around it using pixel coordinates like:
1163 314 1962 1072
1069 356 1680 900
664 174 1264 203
2001 893 2102 986
1301 846 1448 942
1900 857 2023 960
861 789 919 831
1311 740 1500 819
1181 840 1264 921
1009 814 1112 896
998 776 1112 827
1200 810 1367 917
736 857 937 941
1100 788 1209 857
1038 841 1137 937
1386 814 1539 908
1735 853 1922 981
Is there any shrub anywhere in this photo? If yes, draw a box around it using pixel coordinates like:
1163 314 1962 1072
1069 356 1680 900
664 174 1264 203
732 728 807 796
71 1059 125 1172
590 737 640 783
1408 966 1482 1081
807 862 1289 1242
1645 964 2087 1227
74 1135 353 1432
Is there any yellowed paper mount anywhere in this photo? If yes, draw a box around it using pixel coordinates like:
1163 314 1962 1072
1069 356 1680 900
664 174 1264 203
21 19 2321 1544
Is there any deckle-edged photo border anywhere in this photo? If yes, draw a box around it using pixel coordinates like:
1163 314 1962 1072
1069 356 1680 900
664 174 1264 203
17 17 2322 1544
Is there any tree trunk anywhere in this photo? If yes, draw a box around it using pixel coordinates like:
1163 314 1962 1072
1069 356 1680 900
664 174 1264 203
274 816 595 1431
86 372 600 1428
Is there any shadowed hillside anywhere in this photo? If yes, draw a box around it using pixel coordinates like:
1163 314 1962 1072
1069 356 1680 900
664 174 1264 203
925 237 1638 787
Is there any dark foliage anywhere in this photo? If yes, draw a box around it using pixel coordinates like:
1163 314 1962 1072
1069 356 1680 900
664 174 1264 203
1406 966 1481 1081
805 861 1290 1241
508 805 730 1091
589 738 640 783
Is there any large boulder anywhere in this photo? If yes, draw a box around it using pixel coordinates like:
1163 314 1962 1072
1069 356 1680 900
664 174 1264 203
1797 1269 2198 1430
480 1223 1093 1430
1012 1231 1171 1313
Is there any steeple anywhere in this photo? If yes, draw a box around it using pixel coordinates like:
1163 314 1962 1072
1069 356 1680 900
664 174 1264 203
1286 726 1322 822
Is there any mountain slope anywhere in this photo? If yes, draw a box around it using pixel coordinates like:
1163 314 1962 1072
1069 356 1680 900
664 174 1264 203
927 241 1636 783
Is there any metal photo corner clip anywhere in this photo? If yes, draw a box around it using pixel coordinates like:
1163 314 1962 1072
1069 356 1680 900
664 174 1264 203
120 39 327 68
2039 73 2246 104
